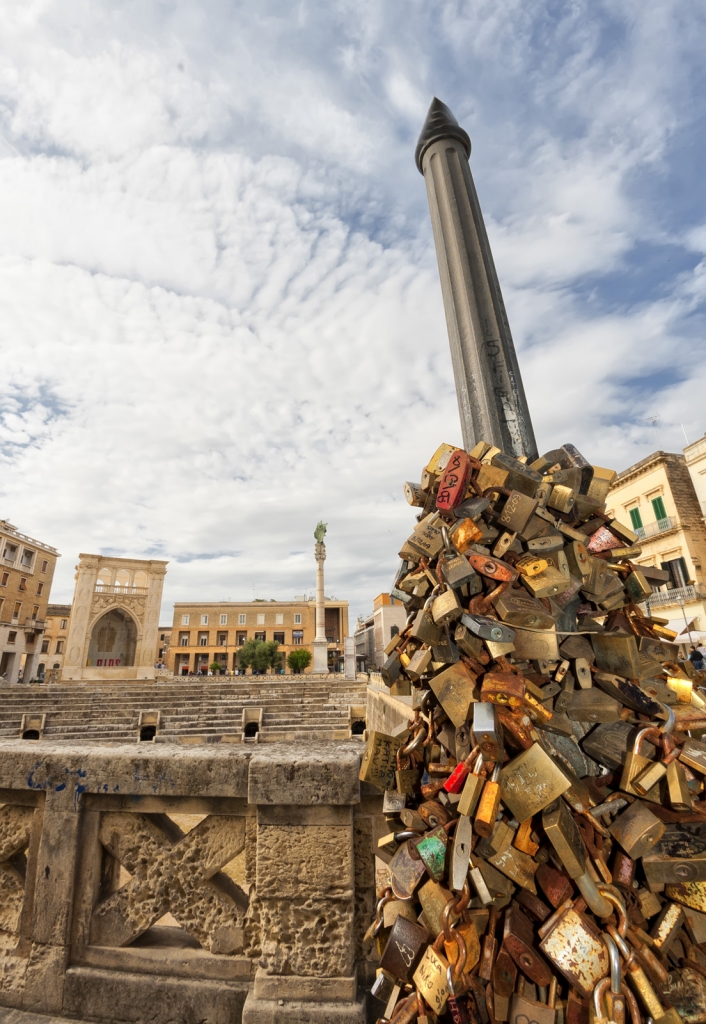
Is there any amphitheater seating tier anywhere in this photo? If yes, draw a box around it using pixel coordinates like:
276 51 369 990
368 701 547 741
0 676 368 743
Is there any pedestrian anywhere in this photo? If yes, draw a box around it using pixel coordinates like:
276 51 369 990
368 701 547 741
689 646 705 671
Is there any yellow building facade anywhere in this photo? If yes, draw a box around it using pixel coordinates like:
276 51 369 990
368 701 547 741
607 450 706 634
0 520 60 683
41 603 72 681
167 599 349 675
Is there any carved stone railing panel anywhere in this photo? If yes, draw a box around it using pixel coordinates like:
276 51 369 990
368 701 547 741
91 812 247 953
0 742 374 1024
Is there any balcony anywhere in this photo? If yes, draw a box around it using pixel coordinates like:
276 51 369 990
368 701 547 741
646 584 706 609
23 618 46 634
94 584 148 596
634 517 677 540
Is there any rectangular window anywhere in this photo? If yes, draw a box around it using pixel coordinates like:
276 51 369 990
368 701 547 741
273 631 285 645
292 630 304 645
201 614 209 625
60 619 67 629
628 507 643 530
0 573 8 586
36 582 44 596
181 614 190 625
19 578 27 591
8 631 16 644
41 640 49 653
31 606 39 620
652 496 668 522
275 613 284 625
238 613 246 625
40 560 48 573
217 632 227 646
198 633 208 647
220 614 227 625
56 640 64 654
13 602 21 619
21 549 34 568
294 613 302 624
254 631 266 642
257 613 265 625
3 544 17 564
179 632 190 646
236 631 247 646
662 557 689 589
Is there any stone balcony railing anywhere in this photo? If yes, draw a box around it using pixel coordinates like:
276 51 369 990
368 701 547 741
94 584 149 596
634 516 678 539
646 583 706 609
0 740 378 1024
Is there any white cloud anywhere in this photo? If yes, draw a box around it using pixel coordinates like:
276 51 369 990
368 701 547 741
0 0 704 627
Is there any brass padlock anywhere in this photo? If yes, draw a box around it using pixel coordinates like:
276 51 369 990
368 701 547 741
538 897 610 997
632 706 677 796
510 976 556 1024
499 743 571 820
609 799 666 860
432 586 463 626
429 660 478 727
457 754 487 817
492 589 556 629
497 490 539 536
359 730 399 788
619 726 664 801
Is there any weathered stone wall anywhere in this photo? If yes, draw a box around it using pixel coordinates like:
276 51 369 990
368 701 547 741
0 741 379 1024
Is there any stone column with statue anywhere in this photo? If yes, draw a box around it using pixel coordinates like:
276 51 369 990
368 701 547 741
312 521 329 674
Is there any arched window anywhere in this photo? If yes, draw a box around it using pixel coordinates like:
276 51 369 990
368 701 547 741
87 609 137 667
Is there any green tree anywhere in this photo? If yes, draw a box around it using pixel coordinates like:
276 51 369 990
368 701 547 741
209 661 223 675
287 648 312 674
237 639 283 674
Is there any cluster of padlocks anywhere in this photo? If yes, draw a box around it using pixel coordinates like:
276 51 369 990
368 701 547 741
360 441 706 1024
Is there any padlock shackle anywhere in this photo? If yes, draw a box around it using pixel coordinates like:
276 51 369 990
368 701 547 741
400 725 427 756
602 932 622 994
575 871 613 919
658 701 675 736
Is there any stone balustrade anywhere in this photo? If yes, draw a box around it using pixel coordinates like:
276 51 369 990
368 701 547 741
0 740 380 1024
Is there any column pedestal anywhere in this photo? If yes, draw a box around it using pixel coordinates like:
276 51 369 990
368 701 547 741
312 637 329 675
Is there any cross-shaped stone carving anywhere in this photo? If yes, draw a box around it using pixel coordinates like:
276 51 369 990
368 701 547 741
0 805 34 946
90 812 248 954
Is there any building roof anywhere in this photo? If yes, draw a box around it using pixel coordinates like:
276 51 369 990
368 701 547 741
612 450 685 486
46 604 72 616
0 520 60 556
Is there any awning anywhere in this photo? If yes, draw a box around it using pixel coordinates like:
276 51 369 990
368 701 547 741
664 617 697 635
673 628 706 644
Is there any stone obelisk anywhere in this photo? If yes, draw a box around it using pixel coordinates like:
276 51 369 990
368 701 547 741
312 522 329 674
416 98 538 461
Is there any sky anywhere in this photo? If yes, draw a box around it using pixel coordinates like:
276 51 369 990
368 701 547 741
1 0 706 627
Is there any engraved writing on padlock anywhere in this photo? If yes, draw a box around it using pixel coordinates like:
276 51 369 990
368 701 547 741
499 744 571 821
437 449 472 513
379 915 430 982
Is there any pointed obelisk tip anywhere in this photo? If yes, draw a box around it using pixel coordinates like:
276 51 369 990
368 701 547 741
415 97 471 173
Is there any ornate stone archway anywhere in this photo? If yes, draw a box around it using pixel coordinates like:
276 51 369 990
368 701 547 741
62 555 167 681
